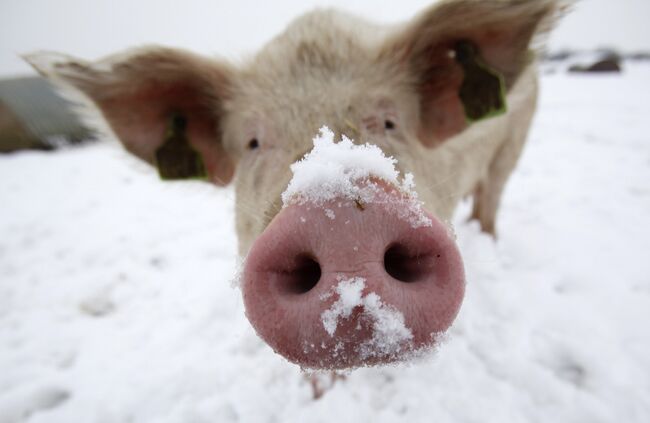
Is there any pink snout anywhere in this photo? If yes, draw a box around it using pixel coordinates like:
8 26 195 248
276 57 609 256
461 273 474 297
242 186 465 369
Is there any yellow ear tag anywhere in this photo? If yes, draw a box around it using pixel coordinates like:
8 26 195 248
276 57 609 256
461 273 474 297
155 114 208 180
454 40 508 123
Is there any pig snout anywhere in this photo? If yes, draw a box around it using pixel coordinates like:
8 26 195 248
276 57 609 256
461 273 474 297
242 183 465 370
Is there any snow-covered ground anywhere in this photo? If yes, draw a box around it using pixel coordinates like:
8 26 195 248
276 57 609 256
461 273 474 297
1 62 649 422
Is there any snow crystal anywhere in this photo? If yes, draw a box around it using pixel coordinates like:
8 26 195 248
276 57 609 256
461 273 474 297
321 277 365 336
229 258 245 289
320 276 414 358
357 292 414 360
281 126 398 205
281 126 431 228
324 209 336 220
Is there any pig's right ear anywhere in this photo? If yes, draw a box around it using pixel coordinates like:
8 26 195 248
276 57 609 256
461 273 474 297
24 47 236 185
382 0 564 148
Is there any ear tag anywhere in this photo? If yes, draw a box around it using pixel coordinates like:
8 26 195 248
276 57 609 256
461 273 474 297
155 114 208 180
454 40 507 123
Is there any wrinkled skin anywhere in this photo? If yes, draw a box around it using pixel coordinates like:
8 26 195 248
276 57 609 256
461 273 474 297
27 0 563 370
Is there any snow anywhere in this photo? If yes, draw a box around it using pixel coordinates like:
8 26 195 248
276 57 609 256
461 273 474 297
324 209 336 220
320 277 366 336
320 276 414 362
356 292 414 361
282 126 400 204
2 63 650 422
282 126 431 228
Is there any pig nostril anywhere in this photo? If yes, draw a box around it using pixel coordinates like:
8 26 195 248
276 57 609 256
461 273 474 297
281 254 321 294
383 243 434 283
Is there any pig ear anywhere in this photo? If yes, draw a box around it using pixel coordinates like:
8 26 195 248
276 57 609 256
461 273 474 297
382 0 564 147
24 47 236 185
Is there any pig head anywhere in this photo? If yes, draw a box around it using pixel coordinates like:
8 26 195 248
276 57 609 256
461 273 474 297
26 0 564 369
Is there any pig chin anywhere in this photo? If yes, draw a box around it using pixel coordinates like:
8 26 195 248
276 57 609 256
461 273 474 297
241 184 465 370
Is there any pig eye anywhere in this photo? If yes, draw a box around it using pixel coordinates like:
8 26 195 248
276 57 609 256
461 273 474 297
248 138 260 150
384 120 395 130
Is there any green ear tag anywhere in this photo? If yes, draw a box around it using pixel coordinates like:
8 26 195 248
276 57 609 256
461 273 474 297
454 40 507 123
155 114 208 180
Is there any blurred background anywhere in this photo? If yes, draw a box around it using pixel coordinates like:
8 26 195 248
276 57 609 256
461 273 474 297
1 0 649 152
1 0 650 76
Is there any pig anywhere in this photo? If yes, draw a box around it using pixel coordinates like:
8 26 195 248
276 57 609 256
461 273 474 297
26 0 565 370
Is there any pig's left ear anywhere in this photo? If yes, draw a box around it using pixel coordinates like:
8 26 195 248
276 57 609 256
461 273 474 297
24 47 236 185
381 0 564 147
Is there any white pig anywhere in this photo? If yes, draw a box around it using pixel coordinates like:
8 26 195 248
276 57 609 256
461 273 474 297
26 0 566 370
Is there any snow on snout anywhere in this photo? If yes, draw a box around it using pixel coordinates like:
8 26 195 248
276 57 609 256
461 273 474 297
320 276 414 360
281 126 431 228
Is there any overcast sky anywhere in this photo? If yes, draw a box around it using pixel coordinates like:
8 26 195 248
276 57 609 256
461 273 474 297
1 0 649 78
